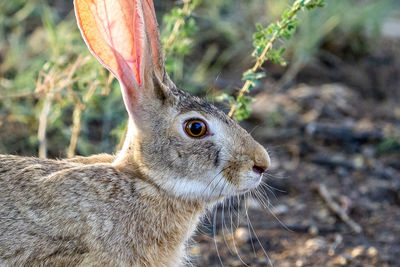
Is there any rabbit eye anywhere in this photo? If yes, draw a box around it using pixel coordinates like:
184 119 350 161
184 119 207 138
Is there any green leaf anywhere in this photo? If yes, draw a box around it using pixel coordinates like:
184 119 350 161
215 93 234 103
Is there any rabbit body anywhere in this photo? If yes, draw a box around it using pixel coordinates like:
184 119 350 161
0 155 203 266
0 0 271 265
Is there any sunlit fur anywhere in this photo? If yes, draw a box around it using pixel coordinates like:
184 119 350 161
0 0 270 265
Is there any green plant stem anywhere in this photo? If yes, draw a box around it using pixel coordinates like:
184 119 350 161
229 4 302 118
228 36 276 117
229 0 324 119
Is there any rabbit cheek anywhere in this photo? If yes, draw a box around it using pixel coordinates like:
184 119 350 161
221 161 242 186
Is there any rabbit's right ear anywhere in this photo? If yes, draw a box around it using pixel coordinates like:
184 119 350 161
74 0 168 119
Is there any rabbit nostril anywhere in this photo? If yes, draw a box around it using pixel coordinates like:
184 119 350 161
252 165 267 175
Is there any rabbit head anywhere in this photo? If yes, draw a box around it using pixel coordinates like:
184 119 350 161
75 0 270 201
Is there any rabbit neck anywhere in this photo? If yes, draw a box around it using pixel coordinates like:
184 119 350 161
115 119 138 162
114 119 146 172
128 181 205 266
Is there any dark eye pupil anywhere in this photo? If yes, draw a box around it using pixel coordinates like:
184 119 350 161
185 119 207 138
190 122 203 135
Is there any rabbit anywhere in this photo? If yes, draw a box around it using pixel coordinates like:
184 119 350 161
0 0 271 266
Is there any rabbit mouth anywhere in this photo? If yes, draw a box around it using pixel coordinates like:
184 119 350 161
236 172 263 194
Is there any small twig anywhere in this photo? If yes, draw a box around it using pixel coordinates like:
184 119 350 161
100 73 114 96
67 101 85 158
36 55 91 158
164 0 191 50
317 183 363 233
67 74 99 158
36 68 57 159
38 93 53 159
0 91 37 100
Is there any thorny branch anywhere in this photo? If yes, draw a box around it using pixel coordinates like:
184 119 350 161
35 56 88 158
316 183 363 234
228 0 325 120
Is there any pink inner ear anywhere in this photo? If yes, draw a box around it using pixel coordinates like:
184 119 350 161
75 0 145 86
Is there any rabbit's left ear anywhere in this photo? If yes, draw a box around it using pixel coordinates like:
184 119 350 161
142 0 165 80
74 0 169 119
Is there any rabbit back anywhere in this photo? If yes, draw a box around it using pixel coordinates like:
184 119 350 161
0 155 120 265
0 155 84 264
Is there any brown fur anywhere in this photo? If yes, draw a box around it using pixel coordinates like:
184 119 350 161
66 153 116 164
0 0 271 265
0 155 204 266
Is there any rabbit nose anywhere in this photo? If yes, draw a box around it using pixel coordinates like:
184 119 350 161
252 165 267 175
252 144 270 174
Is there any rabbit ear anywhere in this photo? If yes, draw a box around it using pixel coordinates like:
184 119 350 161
74 0 167 118
142 0 165 81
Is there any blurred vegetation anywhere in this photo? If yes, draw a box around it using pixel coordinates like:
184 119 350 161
0 0 397 157
378 136 400 154
161 0 200 78
0 0 120 157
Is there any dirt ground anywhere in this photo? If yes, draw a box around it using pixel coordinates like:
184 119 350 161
191 39 400 266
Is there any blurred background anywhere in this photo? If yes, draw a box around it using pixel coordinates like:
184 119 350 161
1 0 399 266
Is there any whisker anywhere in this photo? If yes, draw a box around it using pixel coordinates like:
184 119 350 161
264 172 287 180
244 192 257 257
207 176 225 201
213 206 225 267
201 164 231 199
228 195 249 267
245 193 273 266
236 194 241 229
260 179 287 194
221 200 235 256
253 190 291 232
248 124 261 135
259 182 279 202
